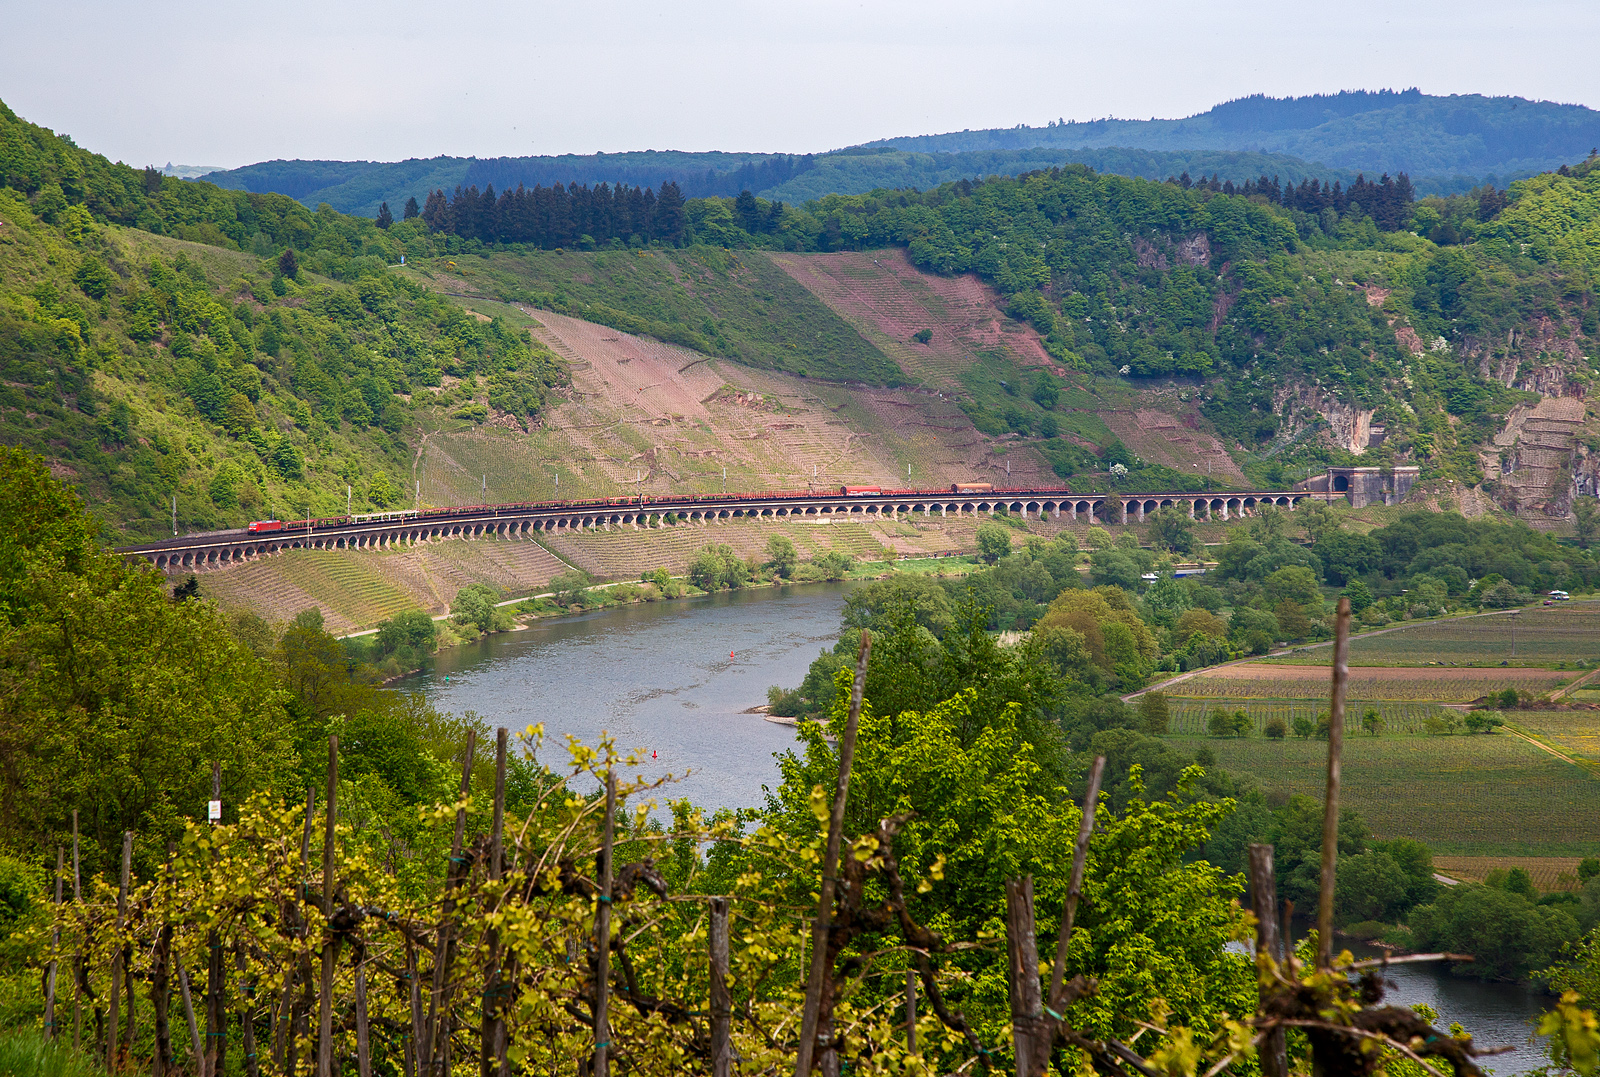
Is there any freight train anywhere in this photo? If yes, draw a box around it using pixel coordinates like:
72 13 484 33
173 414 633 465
239 481 1054 539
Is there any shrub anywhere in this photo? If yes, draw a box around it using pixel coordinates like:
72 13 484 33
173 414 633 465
766 685 802 717
1464 710 1504 734
1264 717 1288 739
549 571 593 608
810 551 854 581
1138 691 1170 735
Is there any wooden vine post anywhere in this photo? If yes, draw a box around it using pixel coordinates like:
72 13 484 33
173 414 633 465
794 629 871 1077
480 727 509 1077
153 844 176 1077
594 768 617 1077
426 729 475 1076
1009 754 1104 1076
274 788 316 1076
238 941 260 1077
207 762 225 1077
709 897 733 1077
1318 597 1352 969
1248 844 1289 1077
71 811 82 1052
106 831 130 1072
44 847 62 1039
316 737 339 1077
354 943 372 1077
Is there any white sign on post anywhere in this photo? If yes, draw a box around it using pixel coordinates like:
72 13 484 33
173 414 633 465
208 799 222 822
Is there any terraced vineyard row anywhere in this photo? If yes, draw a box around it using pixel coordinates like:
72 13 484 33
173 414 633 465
1167 662 1574 702
194 557 360 634
1167 698 1460 736
1343 604 1600 666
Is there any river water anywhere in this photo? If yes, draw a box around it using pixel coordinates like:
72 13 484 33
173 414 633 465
406 582 852 811
406 581 1552 1073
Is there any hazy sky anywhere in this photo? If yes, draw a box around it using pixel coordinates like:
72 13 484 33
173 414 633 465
5 0 1598 169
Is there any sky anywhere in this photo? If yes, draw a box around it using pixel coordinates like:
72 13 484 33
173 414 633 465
5 0 1599 169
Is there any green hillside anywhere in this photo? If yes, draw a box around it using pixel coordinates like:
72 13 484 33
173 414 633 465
202 156 472 221
379 150 1600 496
405 246 905 385
7 86 1600 537
0 101 564 541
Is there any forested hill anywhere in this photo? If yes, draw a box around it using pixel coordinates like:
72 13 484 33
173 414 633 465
866 90 1600 189
198 90 1600 216
412 149 1600 502
0 99 564 540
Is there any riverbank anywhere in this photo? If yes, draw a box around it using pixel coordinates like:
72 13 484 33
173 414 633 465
367 553 978 672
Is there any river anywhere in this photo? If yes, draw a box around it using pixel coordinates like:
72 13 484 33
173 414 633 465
406 581 1553 1072
406 581 853 811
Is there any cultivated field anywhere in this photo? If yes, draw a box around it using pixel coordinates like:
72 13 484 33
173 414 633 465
1338 604 1600 667
1432 856 1585 892
1100 408 1245 485
1167 699 1461 736
1506 710 1600 765
1167 662 1574 703
1171 732 1600 856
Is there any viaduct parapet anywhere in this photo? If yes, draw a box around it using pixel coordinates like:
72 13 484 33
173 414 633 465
121 486 1327 572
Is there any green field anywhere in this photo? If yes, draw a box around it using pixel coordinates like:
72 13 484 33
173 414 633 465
1271 604 1600 668
1173 733 1600 856
1167 698 1459 736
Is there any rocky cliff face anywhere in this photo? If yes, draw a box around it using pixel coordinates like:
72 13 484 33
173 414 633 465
1271 381 1379 454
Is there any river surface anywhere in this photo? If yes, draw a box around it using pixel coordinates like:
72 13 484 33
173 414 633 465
406 582 853 811
407 581 1552 1073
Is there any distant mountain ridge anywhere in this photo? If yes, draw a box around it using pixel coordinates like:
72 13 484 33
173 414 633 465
199 89 1600 217
865 90 1600 181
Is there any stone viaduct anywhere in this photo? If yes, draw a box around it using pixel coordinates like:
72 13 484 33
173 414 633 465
122 486 1326 572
